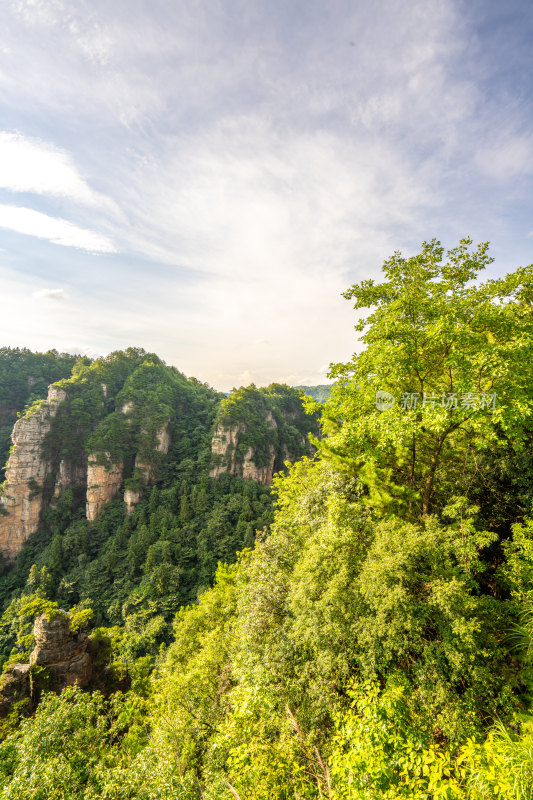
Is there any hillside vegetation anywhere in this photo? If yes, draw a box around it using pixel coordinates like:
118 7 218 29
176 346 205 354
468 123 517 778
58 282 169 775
0 352 316 694
0 238 532 799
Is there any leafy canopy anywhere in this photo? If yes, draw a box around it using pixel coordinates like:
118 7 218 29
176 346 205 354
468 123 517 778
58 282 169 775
323 238 533 516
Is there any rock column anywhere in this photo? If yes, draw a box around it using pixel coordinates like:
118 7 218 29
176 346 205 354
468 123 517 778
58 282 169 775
0 386 65 561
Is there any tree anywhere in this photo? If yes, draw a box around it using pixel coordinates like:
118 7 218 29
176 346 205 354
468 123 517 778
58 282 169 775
323 238 533 517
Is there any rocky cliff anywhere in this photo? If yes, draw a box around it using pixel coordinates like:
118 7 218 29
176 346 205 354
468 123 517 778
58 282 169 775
0 377 175 558
124 422 171 514
0 353 318 563
241 441 277 484
209 420 246 480
53 458 86 498
86 455 124 521
210 413 278 485
209 386 318 486
0 609 92 717
0 386 65 561
30 610 92 689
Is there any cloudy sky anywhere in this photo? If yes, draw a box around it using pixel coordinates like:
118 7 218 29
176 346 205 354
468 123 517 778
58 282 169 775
0 0 532 390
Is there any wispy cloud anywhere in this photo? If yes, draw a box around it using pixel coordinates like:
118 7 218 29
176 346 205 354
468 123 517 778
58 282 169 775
1 0 532 389
32 287 66 301
475 133 533 179
0 205 116 252
0 132 116 210
9 0 65 28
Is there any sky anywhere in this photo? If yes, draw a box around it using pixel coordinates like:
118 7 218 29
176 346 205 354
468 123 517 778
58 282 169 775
0 0 532 391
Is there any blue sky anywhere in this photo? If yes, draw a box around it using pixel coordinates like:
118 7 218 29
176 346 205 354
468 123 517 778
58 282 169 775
0 0 532 391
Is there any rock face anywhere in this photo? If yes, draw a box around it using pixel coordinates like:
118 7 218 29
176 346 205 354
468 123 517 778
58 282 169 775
210 413 278 486
124 423 171 514
124 487 141 516
0 610 91 717
242 443 276 484
0 385 66 561
135 424 171 483
0 380 173 536
54 459 86 498
209 421 246 480
86 455 123 521
0 663 31 717
30 611 91 689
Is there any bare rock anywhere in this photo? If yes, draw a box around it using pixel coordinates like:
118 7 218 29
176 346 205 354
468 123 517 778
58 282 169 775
0 663 31 716
209 414 277 486
124 422 171 514
54 458 86 497
0 609 93 717
0 384 66 561
124 487 142 515
30 611 91 689
86 455 123 521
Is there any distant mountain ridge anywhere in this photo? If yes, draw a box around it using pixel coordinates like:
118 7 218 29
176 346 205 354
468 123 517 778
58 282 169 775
294 384 332 402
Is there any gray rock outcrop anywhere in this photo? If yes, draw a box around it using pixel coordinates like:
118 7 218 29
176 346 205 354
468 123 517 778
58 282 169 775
30 611 92 689
0 386 65 561
86 455 124 521
0 609 92 718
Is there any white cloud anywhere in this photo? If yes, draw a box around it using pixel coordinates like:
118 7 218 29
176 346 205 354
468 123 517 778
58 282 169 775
0 132 116 209
10 0 65 27
1 0 532 390
32 287 66 300
0 204 117 252
122 121 432 274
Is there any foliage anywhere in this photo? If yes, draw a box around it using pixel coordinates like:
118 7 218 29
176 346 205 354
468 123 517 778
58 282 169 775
227 457 517 744
0 242 532 798
0 349 276 676
329 680 464 799
295 385 333 403
0 686 147 799
463 718 533 800
0 595 60 666
69 608 94 633
154 562 239 769
324 238 533 517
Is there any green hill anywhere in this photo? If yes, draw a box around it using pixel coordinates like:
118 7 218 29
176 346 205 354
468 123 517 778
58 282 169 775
0 240 532 800
294 384 333 402
0 349 317 683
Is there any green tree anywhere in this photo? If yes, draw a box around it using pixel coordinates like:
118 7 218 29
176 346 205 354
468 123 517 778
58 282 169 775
0 687 147 798
324 238 533 517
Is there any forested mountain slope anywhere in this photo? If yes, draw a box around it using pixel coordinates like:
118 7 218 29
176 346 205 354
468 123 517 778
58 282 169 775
0 349 317 688
0 239 532 799
294 384 332 402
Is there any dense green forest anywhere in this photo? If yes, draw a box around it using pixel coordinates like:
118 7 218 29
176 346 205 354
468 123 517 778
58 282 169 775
0 238 532 799
0 350 316 695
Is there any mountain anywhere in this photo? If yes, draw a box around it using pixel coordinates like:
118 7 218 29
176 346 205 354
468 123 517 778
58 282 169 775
0 243 532 797
0 348 318 674
294 384 332 402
